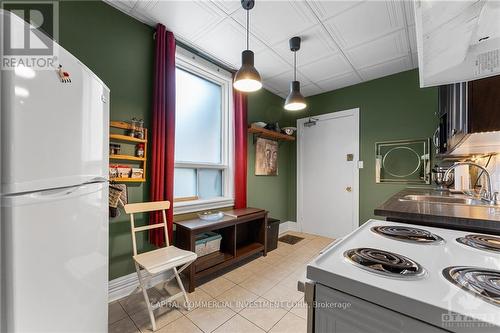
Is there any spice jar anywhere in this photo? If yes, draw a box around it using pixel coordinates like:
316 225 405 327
135 143 145 158
129 118 138 137
135 119 144 139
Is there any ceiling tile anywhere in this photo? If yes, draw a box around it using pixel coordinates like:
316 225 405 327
264 70 313 94
110 0 138 11
254 48 291 79
138 0 225 41
346 30 409 69
358 56 412 81
315 71 361 92
193 18 265 68
403 0 415 25
272 25 340 67
210 0 241 15
306 0 362 21
412 52 419 69
323 0 405 49
300 53 352 82
301 83 322 97
231 1 317 45
408 24 417 53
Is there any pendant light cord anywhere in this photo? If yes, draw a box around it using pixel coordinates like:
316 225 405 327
246 9 249 50
294 51 297 81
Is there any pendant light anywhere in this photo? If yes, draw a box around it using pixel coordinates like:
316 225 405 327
284 36 307 111
233 0 262 93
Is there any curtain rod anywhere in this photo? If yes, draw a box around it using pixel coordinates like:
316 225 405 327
175 40 236 74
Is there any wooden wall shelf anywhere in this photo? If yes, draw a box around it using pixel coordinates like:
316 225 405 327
109 133 147 144
110 178 146 183
248 125 295 142
110 121 148 183
110 154 146 162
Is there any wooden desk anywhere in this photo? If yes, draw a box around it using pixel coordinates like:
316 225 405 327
175 208 268 292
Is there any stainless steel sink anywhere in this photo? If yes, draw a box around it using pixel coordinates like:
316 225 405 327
399 194 499 208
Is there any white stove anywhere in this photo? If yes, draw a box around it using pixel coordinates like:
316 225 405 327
305 219 500 333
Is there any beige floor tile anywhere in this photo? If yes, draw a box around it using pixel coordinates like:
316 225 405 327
274 244 295 256
216 285 259 312
290 298 307 319
260 266 290 283
223 266 254 284
186 304 236 333
258 252 284 266
120 289 162 315
239 298 288 331
279 276 301 291
156 316 203 333
213 314 265 333
200 276 236 297
109 301 128 325
262 284 304 310
269 312 306 333
175 288 214 314
108 316 140 333
239 275 278 296
130 306 183 332
243 260 273 274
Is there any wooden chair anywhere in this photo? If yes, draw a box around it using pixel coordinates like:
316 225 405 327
124 201 197 331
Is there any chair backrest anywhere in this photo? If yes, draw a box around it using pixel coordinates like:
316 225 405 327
124 201 170 255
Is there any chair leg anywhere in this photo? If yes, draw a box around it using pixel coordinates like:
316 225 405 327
135 263 157 331
173 267 191 311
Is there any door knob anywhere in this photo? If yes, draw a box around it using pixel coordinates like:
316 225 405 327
346 186 352 192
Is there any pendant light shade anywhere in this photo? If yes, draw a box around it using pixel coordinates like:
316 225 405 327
284 81 306 111
284 36 307 111
233 0 262 93
233 50 262 92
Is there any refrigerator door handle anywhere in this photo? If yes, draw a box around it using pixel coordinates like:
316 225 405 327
2 182 106 206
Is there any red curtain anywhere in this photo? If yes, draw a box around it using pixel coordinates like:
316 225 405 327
149 24 176 246
234 89 248 209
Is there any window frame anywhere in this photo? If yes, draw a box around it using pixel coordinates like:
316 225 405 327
173 49 234 215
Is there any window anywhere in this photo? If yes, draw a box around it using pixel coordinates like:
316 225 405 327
173 50 234 214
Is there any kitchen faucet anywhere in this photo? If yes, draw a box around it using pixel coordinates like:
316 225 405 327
444 162 498 204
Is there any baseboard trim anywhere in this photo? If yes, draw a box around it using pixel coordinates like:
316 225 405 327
279 221 298 235
108 270 172 303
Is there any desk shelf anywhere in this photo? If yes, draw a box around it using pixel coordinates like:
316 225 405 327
175 208 268 292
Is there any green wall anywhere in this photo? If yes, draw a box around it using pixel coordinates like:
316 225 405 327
58 1 155 280
286 69 438 224
247 90 292 222
50 1 438 279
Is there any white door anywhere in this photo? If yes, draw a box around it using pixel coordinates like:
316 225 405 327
2 182 108 332
297 109 359 239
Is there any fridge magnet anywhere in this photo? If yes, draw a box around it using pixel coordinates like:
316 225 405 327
255 137 278 176
58 65 71 83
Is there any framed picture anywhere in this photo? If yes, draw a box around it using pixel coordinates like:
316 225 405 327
255 138 278 176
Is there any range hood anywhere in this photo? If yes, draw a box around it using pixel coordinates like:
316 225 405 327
415 0 500 87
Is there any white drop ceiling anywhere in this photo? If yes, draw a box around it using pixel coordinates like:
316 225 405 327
105 0 419 97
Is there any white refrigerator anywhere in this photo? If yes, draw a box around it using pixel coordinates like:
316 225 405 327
1 11 109 332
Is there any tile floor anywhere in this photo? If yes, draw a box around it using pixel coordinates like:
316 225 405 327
109 231 333 333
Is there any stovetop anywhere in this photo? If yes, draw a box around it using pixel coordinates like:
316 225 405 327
307 219 500 332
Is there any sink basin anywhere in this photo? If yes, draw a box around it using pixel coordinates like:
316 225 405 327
399 194 498 208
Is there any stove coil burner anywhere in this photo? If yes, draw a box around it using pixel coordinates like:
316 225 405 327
344 248 425 279
443 266 500 306
371 226 444 244
456 234 500 253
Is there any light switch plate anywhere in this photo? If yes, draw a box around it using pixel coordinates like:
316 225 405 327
358 161 364 169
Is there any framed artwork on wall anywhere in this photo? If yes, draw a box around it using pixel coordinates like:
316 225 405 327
255 137 278 176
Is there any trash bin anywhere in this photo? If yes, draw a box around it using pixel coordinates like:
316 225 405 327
267 218 280 252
